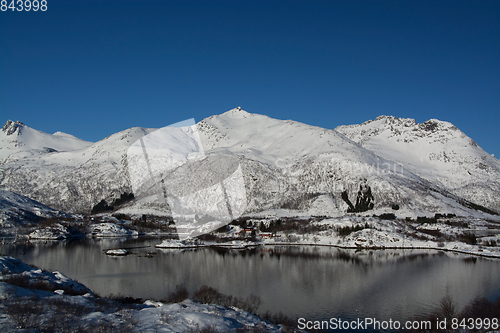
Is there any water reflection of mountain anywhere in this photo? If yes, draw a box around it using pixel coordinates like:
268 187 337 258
2 239 499 324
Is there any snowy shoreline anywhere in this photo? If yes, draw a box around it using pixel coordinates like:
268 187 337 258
0 256 296 332
3 210 500 260
265 243 500 259
154 214 500 259
3 223 500 260
154 240 500 259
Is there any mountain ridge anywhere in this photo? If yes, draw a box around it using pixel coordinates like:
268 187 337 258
1 119 93 164
0 109 498 216
335 114 500 212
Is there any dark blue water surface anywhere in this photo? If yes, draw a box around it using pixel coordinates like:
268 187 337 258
2 237 500 330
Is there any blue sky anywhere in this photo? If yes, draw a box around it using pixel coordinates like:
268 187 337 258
1 0 499 156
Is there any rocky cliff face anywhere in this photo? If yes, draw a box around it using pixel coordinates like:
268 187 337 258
0 110 498 217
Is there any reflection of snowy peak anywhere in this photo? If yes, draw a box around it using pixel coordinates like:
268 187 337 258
335 115 500 212
0 110 498 217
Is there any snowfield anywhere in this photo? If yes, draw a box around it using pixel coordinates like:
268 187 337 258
335 115 500 213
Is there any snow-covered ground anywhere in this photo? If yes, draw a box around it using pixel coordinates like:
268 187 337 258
1 189 498 260
89 222 140 237
156 238 258 249
2 197 499 260
28 223 74 240
0 256 296 332
156 238 208 248
306 216 500 257
153 214 500 259
105 249 129 256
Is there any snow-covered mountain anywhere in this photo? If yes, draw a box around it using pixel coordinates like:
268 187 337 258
0 109 498 217
0 190 66 228
335 116 500 213
0 120 93 163
0 119 155 213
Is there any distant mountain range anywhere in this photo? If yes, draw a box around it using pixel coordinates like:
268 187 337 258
1 108 498 219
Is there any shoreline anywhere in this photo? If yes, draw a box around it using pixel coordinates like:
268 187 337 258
3 230 500 259
154 238 500 259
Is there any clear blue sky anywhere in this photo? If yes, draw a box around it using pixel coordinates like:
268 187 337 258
1 0 499 156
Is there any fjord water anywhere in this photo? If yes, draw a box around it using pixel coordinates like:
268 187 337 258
2 238 500 323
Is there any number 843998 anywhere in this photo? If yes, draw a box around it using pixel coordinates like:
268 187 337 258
1 0 47 11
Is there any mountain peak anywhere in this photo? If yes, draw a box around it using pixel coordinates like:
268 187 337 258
375 115 397 121
53 131 80 139
363 115 460 133
419 118 457 132
371 115 417 127
2 120 25 136
337 115 465 145
0 120 93 164
336 115 500 212
221 107 250 117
